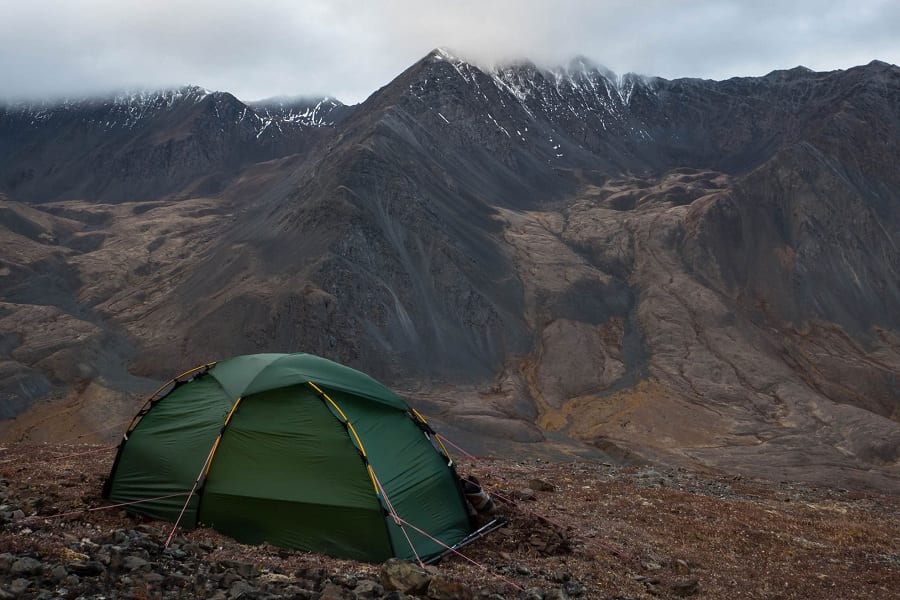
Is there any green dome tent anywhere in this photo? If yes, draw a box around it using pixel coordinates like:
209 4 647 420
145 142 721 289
103 353 474 562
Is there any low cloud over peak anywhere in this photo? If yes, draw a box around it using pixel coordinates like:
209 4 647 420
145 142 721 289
1 1 897 104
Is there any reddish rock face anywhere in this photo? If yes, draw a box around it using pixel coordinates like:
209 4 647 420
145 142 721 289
1 54 898 491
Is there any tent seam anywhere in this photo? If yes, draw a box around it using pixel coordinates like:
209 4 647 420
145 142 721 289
306 381 401 559
191 395 245 526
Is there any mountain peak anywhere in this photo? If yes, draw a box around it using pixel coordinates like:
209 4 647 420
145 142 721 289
109 85 213 108
866 59 898 70
562 55 613 76
555 56 618 83
430 47 465 63
250 94 342 107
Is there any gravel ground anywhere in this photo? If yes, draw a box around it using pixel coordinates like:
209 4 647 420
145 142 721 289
1 443 898 599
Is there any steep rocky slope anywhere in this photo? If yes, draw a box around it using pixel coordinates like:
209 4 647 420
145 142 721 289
0 52 898 491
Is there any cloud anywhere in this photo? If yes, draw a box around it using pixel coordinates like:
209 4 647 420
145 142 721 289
1 0 898 104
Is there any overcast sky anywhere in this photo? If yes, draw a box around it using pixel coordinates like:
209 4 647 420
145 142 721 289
2 0 898 104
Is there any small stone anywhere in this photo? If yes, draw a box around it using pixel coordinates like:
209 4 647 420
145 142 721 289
235 562 257 578
515 564 532 576
282 586 315 599
640 559 662 571
516 488 537 501
260 571 291 584
50 565 68 582
9 579 32 595
11 556 42 576
427 576 474 600
671 578 699 597
528 478 555 492
297 566 326 583
79 537 100 550
164 547 188 559
124 555 151 571
353 579 385 598
331 573 357 588
142 572 165 585
0 553 14 573
543 589 567 600
67 560 104 576
220 572 244 587
319 582 352 600
380 558 432 594
551 572 571 583
228 580 255 599
520 588 543 600
563 580 584 597
165 573 191 588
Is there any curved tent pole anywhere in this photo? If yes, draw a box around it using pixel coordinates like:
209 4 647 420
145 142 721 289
306 381 427 563
409 408 454 464
123 361 218 436
306 381 380 493
164 395 243 548
102 361 217 499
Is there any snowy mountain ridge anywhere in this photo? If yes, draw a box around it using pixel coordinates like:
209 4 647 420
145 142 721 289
249 96 346 129
1 86 345 133
431 47 656 114
418 48 655 159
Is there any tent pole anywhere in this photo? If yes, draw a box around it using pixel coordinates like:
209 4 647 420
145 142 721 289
164 439 218 548
164 395 243 548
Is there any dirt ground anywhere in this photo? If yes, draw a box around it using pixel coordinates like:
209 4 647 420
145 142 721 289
1 443 898 599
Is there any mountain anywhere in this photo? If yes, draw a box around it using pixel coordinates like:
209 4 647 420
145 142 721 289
0 86 349 202
1 51 898 491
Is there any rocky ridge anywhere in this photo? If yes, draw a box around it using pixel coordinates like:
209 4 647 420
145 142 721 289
0 87 347 203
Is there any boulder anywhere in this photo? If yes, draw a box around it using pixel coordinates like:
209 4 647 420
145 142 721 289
380 558 432 594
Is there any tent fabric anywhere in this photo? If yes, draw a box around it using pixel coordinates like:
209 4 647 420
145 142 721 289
103 353 472 562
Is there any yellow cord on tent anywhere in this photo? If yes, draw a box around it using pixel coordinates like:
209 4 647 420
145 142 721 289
412 408 453 461
205 397 243 477
306 381 379 495
307 381 432 566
